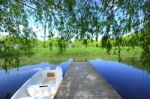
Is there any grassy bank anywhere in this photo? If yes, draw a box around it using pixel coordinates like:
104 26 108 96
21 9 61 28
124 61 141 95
20 47 144 69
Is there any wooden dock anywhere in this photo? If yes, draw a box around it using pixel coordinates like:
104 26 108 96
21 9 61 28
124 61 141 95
55 62 121 99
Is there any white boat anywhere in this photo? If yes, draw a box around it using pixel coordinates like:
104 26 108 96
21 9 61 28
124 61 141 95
11 66 63 99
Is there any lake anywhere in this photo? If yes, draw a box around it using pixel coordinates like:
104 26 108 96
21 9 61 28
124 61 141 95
0 59 150 99
90 59 150 99
0 60 71 99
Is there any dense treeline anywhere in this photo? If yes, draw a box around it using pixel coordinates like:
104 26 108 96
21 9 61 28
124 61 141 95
38 34 140 52
41 38 101 48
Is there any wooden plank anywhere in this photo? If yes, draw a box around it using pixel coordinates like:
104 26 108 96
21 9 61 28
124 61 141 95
55 62 122 99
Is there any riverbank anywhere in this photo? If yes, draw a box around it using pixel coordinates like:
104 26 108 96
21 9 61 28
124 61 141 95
20 47 145 70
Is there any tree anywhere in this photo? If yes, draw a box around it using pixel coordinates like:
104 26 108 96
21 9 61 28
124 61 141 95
0 0 150 68
0 1 36 69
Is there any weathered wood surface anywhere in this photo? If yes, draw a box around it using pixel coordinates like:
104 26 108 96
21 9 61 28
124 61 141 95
55 62 122 99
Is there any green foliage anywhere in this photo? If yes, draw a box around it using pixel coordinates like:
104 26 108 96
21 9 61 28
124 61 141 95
48 37 58 50
122 33 141 47
72 39 83 47
101 35 112 54
56 38 67 54
0 0 150 69
0 0 36 69
64 0 76 11
72 39 101 47
0 36 36 69
140 26 150 66
19 47 147 71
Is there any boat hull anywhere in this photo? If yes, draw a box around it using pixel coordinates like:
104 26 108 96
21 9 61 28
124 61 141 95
11 67 63 99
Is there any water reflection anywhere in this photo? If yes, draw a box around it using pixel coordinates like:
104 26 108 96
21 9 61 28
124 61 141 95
5 93 11 99
0 60 72 99
1 59 150 99
90 59 150 99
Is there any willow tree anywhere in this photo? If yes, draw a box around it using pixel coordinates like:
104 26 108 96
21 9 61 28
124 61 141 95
0 0 150 69
0 0 36 70
140 0 150 66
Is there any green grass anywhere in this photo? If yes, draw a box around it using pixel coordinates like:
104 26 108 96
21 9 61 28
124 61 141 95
20 47 143 70
1 46 147 71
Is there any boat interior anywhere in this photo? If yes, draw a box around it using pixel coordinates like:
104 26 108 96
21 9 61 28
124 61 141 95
17 70 59 99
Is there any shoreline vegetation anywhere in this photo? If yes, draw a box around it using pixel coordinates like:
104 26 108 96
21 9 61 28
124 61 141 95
0 36 148 72
0 2 150 99
1 0 149 73
18 46 147 71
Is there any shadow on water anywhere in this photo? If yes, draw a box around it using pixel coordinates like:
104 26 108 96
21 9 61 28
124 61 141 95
0 60 72 99
5 93 11 99
90 59 150 99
